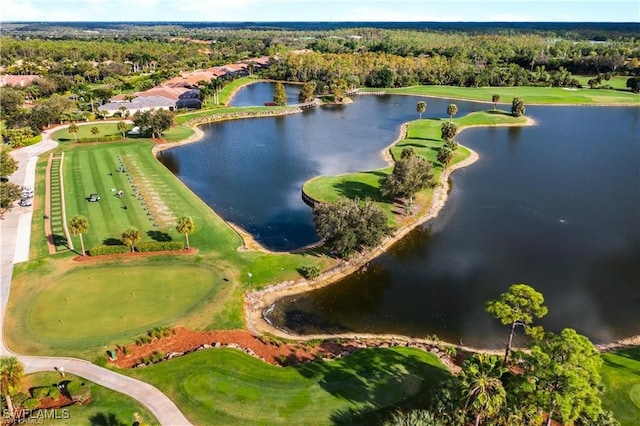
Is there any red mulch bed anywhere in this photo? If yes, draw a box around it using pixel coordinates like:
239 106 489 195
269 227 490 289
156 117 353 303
110 327 360 368
37 394 74 410
73 248 197 262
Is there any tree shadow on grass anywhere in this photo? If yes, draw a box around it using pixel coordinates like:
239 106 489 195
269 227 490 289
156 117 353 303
486 109 512 117
52 233 69 249
294 347 451 424
333 177 386 203
102 237 122 246
147 230 172 242
89 412 127 426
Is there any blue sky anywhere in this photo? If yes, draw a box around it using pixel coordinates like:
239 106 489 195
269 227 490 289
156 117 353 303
2 0 639 22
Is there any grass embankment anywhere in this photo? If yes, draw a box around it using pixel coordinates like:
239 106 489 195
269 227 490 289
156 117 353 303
304 110 521 226
601 347 640 426
378 84 639 105
22 371 158 425
126 347 449 425
7 137 331 359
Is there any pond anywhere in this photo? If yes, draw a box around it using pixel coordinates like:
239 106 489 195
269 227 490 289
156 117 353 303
160 82 484 250
161 82 640 347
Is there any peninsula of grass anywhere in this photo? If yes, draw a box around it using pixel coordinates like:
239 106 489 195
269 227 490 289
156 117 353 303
303 109 521 225
126 346 450 426
600 347 640 426
377 85 639 105
22 371 158 425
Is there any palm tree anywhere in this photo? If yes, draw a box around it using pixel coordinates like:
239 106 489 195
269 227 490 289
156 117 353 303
90 126 100 142
491 94 501 110
0 356 25 420
69 215 89 256
460 354 507 426
117 120 128 139
176 216 195 249
447 103 458 122
68 122 79 142
416 101 426 119
121 227 141 252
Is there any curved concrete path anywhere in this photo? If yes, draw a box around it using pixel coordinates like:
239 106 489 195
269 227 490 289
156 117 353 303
0 126 192 425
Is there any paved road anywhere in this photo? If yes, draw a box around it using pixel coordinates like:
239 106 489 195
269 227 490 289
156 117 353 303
0 127 193 425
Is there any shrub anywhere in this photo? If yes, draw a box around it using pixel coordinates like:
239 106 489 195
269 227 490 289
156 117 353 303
48 386 60 400
151 351 165 363
11 392 29 405
22 398 40 410
65 381 91 403
30 387 50 398
76 135 122 144
134 241 184 252
89 244 129 256
300 265 322 280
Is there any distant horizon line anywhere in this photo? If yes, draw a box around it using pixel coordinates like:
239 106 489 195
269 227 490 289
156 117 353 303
3 20 639 24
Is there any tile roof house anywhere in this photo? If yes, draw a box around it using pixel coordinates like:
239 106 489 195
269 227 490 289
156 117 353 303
0 74 40 87
98 95 176 116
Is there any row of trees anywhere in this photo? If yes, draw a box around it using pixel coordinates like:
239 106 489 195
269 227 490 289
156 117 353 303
0 146 22 217
388 284 616 426
4 25 638 78
69 215 195 256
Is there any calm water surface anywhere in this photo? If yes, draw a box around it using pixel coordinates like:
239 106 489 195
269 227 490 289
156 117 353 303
160 82 483 250
162 82 640 347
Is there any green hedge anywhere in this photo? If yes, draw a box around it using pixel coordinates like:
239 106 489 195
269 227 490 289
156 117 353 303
30 386 50 398
89 241 184 256
135 241 184 252
89 245 130 256
66 381 91 403
22 398 40 410
76 135 123 143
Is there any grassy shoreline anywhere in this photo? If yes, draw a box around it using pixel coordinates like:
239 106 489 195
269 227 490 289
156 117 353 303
371 84 639 106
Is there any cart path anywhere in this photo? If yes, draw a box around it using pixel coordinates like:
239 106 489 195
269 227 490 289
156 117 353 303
0 126 192 426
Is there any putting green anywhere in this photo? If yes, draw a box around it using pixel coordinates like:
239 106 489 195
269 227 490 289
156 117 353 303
28 264 221 340
631 384 640 408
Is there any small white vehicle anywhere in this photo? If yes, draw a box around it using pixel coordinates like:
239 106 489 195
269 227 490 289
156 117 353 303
22 186 34 198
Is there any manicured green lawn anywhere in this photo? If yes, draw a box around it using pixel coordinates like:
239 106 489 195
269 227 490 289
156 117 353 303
126 347 450 425
8 136 330 358
175 105 296 125
161 125 194 142
28 264 222 341
22 371 158 425
574 75 632 91
52 122 130 142
379 85 639 105
600 347 640 426
6 260 229 357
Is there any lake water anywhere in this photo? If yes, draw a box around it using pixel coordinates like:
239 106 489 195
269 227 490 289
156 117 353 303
161 82 640 347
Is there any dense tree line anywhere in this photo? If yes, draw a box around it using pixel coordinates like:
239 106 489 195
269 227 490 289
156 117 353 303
1 26 637 132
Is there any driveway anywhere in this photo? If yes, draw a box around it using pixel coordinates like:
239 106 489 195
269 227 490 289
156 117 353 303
0 127 192 425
